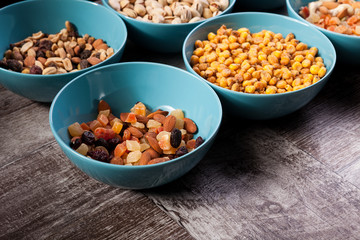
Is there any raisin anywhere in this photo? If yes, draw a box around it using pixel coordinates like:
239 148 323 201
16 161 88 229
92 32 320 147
38 39 53 51
88 148 109 162
80 59 90 69
36 49 45 58
6 59 23 72
95 138 109 149
0 59 8 69
30 65 43 74
195 136 204 148
108 137 120 151
80 49 91 59
170 128 182 148
70 137 82 150
81 131 95 145
175 146 188 158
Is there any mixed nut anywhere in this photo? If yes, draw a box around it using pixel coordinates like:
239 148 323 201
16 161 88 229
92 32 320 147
0 21 114 75
299 0 360 36
68 101 204 165
108 0 229 23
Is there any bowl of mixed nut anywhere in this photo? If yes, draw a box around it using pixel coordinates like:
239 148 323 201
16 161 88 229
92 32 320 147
49 62 222 189
102 0 236 53
0 0 127 102
286 0 360 65
183 12 336 119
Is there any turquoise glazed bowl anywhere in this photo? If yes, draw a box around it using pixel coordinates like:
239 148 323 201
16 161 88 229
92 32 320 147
49 62 222 189
102 0 236 53
0 0 127 102
183 12 336 120
236 0 285 10
286 0 360 65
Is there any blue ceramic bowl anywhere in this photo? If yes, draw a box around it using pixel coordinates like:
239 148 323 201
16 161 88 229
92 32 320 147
102 0 236 53
0 0 127 102
183 12 336 120
49 62 222 189
286 0 360 65
237 0 285 10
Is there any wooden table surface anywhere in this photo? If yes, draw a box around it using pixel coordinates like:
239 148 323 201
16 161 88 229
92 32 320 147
1 3 360 240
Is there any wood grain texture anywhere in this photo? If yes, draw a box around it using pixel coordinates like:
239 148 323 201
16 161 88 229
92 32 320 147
142 114 360 240
0 141 193 240
1 3 360 239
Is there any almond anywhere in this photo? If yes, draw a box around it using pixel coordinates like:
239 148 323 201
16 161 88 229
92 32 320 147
138 151 151 165
163 115 176 132
183 118 197 133
153 113 166 124
146 135 163 154
144 148 160 159
127 126 143 138
321 1 339 9
87 57 102 66
92 38 104 49
148 157 167 165
24 55 35 67
336 8 348 19
147 109 169 118
98 100 111 112
135 114 149 124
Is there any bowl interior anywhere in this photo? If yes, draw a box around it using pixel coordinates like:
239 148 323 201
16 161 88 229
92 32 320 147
182 12 336 119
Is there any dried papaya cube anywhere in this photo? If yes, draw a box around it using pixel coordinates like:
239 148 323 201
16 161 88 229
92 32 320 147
94 127 115 140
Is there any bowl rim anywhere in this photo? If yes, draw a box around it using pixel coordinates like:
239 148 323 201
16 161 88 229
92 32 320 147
182 11 337 98
49 61 223 169
101 0 236 27
285 0 360 40
0 0 128 78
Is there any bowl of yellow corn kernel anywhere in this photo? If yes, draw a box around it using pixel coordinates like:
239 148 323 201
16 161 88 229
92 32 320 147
183 12 336 120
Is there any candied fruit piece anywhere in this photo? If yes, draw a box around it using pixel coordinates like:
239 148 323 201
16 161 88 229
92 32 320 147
68 122 84 137
126 140 141 152
114 142 127 157
94 127 115 140
76 143 89 155
131 102 146 116
112 121 123 134
97 114 109 127
170 109 184 120
126 150 142 163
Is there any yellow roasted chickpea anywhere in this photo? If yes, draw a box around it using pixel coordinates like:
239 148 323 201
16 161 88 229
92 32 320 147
190 25 327 94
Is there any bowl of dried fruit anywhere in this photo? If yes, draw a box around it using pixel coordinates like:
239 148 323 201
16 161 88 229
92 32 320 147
102 0 236 53
286 0 360 65
49 62 222 189
183 12 336 119
0 0 127 102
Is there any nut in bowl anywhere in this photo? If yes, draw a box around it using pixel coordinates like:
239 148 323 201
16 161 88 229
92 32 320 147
0 0 127 102
286 0 360 65
183 12 336 120
102 0 236 53
49 62 222 189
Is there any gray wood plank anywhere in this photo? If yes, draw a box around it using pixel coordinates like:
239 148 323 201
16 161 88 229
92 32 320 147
143 116 360 240
0 141 194 240
0 85 35 117
266 65 360 187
